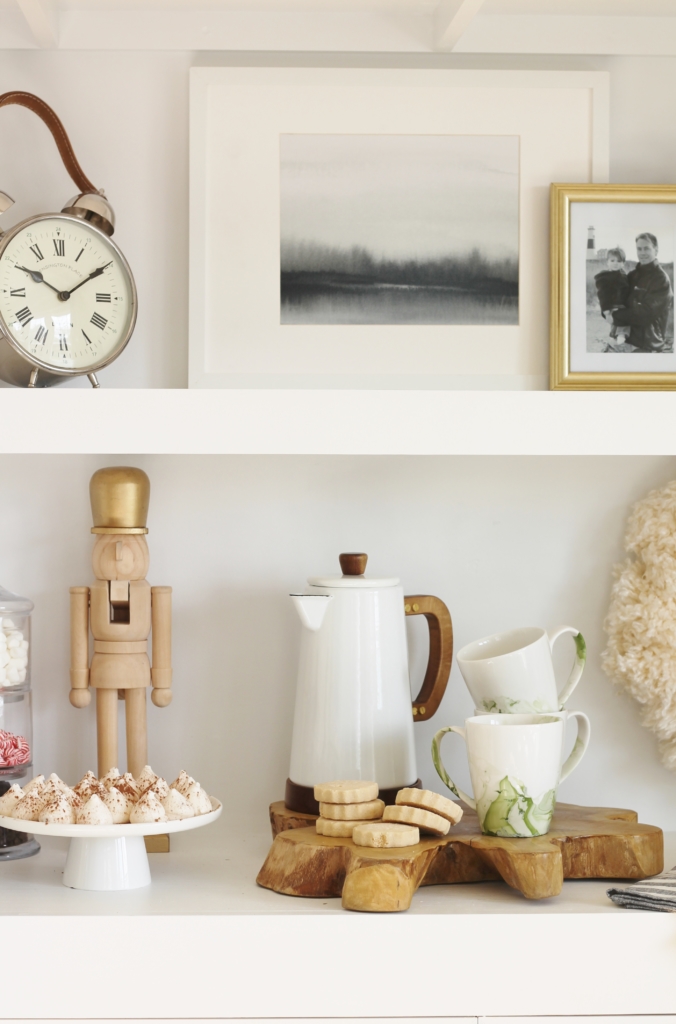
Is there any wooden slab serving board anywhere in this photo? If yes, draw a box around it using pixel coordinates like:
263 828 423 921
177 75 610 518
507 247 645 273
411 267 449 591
257 801 663 911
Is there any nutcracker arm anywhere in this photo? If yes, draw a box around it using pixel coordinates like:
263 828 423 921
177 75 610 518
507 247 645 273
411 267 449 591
69 586 91 708
150 586 172 707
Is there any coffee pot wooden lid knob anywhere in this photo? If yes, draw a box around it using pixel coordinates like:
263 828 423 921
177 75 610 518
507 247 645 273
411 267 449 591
339 553 368 576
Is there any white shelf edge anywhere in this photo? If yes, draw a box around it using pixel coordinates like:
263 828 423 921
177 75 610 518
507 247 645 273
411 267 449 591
1 389 676 455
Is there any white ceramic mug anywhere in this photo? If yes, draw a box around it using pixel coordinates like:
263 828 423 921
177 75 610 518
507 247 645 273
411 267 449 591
431 712 591 837
456 626 586 714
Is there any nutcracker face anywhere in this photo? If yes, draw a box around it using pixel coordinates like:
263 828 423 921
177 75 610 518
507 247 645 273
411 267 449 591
92 534 149 581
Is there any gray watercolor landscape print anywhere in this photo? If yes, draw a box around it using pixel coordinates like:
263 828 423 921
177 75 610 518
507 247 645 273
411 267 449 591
280 134 519 326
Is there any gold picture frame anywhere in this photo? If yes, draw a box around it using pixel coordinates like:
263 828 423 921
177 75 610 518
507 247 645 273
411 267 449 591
551 182 676 390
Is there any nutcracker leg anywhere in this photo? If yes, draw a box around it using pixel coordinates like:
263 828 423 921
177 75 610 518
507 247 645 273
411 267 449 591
96 688 118 778
125 688 148 779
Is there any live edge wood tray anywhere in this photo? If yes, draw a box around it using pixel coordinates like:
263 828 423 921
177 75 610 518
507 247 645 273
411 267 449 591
257 801 663 912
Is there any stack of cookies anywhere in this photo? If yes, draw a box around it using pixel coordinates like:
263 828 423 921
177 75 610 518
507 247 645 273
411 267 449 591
313 780 463 849
314 780 384 837
383 787 463 837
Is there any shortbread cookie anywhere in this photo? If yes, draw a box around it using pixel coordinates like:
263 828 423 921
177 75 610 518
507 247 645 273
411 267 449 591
316 818 367 838
383 804 450 836
313 780 378 804
319 798 384 821
352 821 419 848
396 787 463 825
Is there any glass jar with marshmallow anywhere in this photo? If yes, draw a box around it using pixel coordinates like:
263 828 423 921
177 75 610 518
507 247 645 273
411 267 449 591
0 585 33 779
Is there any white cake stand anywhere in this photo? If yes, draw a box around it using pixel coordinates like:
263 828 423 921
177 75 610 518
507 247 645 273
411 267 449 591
0 798 221 891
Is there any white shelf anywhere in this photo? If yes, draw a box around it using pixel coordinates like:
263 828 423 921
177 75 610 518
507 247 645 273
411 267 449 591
0 822 673 1017
3 389 676 455
2 1 676 55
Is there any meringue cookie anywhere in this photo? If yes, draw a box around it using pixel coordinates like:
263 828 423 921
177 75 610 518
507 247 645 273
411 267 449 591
162 788 194 821
40 794 76 825
0 784 23 816
101 768 121 789
141 776 170 802
12 791 44 821
114 773 140 802
135 765 159 793
73 771 105 803
170 770 193 798
103 786 131 824
130 790 167 824
47 773 70 792
76 794 114 826
22 774 44 796
183 780 213 816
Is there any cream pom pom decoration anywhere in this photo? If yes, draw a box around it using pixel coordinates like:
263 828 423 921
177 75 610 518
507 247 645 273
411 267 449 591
603 478 676 769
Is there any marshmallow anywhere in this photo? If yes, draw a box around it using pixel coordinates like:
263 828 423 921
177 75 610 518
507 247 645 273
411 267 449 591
76 794 114 826
162 788 194 821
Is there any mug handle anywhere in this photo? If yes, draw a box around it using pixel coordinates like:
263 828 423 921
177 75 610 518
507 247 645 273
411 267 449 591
405 596 453 721
560 711 591 782
431 726 476 809
547 626 587 708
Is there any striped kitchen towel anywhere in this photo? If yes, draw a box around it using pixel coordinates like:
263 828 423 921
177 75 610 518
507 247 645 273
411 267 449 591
607 868 676 911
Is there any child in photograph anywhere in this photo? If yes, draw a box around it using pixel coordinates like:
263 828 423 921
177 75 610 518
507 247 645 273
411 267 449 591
594 247 631 348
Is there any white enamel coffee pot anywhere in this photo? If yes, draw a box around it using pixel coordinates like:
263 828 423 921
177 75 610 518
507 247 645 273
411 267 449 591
286 553 453 813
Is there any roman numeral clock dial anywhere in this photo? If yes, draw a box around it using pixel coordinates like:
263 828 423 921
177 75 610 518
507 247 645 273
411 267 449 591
0 213 136 386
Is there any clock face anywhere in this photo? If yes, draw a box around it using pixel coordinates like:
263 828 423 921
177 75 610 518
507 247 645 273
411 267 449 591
0 215 136 373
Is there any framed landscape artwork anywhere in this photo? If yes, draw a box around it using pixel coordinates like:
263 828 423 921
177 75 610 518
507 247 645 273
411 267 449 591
190 68 608 389
551 183 676 390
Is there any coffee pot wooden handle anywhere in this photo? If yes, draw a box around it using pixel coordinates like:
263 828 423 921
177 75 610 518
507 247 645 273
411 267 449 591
405 595 453 722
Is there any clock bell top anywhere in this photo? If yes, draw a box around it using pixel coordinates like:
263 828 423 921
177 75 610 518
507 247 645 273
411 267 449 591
62 192 115 238
90 467 150 535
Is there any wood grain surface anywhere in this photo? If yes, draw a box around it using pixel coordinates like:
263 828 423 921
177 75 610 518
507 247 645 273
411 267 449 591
258 801 663 911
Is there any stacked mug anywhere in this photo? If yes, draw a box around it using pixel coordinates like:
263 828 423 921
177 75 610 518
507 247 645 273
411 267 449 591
432 626 590 839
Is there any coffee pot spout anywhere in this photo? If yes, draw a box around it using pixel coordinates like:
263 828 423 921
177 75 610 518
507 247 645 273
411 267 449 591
291 594 332 631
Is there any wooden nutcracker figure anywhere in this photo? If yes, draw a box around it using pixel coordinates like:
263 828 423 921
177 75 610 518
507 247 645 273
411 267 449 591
69 467 172 779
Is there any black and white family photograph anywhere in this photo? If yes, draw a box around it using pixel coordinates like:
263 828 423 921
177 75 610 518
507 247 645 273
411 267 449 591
279 133 519 326
585 208 674 354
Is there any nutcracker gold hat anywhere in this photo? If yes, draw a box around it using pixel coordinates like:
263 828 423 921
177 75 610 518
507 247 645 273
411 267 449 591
90 467 150 534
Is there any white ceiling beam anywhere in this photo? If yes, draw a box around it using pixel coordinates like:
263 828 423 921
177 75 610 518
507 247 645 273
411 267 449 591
435 0 486 51
15 0 58 48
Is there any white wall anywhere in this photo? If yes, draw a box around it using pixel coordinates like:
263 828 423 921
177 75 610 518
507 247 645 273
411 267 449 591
4 453 676 832
1 51 676 387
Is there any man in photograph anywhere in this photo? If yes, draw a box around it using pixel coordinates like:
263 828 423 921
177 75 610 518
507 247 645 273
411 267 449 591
609 232 673 352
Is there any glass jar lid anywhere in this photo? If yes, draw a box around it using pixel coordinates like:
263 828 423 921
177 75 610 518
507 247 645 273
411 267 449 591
0 585 34 615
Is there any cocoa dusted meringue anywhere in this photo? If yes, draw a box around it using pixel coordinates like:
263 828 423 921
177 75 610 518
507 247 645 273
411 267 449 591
183 780 213 816
114 772 140 802
0 784 23 816
22 774 44 796
130 790 167 824
103 786 131 824
12 790 44 821
170 770 192 798
162 788 194 821
101 768 121 789
73 771 106 804
40 794 76 825
76 794 114 825
135 765 159 792
141 776 170 802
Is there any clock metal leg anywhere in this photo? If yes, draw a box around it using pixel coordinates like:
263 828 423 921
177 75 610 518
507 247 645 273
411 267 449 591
87 373 100 388
27 368 38 388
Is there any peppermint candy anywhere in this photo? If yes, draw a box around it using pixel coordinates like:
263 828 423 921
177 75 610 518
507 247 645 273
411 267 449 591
0 729 30 766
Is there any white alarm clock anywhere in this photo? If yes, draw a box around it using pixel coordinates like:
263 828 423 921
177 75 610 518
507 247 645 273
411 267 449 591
0 91 137 388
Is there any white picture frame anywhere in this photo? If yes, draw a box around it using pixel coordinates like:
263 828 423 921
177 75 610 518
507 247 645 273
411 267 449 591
189 67 608 390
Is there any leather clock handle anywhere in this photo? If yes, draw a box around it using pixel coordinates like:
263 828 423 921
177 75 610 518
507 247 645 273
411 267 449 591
405 595 453 722
0 91 98 194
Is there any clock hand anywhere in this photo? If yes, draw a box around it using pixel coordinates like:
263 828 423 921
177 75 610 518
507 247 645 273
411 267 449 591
16 265 62 295
59 261 113 301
